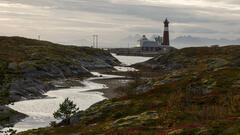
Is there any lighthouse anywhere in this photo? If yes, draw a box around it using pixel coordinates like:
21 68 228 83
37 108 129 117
162 18 170 45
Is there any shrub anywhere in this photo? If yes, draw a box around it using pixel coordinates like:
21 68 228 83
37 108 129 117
53 98 79 125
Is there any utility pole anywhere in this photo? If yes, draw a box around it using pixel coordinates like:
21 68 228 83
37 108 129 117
92 35 95 48
128 43 130 55
92 35 99 48
96 35 98 48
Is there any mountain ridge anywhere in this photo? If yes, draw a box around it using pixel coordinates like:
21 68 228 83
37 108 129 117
171 35 240 47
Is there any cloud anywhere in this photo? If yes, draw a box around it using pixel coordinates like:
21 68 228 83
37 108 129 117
0 0 239 48
180 26 219 34
128 26 163 33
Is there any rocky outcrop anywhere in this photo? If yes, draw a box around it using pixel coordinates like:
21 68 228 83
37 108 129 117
0 36 121 130
0 37 120 101
134 46 238 72
0 106 27 129
8 54 119 101
57 99 132 127
76 55 119 70
108 111 159 129
9 62 91 101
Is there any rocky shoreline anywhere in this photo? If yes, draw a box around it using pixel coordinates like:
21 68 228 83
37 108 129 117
55 75 134 127
9 55 119 102
0 71 122 131
90 78 133 99
1 71 133 132
0 72 112 131
0 106 27 131
0 36 121 130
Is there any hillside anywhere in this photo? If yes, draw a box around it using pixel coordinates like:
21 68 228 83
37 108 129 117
17 45 240 135
0 36 118 69
0 36 119 100
135 45 240 71
0 36 119 129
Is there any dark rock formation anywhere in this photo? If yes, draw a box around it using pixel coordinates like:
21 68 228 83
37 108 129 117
0 36 120 101
0 106 27 129
8 54 118 101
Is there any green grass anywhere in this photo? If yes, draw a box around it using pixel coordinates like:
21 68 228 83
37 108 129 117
0 36 111 65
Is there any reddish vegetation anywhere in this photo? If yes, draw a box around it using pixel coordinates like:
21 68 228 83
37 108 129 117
156 117 240 135
226 117 239 121
156 124 205 135
128 128 145 133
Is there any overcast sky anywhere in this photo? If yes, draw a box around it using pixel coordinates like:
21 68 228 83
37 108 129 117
0 0 240 48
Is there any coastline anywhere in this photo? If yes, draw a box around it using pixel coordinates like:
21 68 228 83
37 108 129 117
0 106 27 132
90 77 133 99
1 71 129 133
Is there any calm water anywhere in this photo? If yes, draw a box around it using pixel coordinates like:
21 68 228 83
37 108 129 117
112 53 152 66
2 54 153 133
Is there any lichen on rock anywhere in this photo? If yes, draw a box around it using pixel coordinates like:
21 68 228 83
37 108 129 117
108 111 159 128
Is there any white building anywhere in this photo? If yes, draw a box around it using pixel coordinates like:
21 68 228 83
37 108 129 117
137 35 163 51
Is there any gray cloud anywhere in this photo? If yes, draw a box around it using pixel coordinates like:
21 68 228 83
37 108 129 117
128 26 163 33
0 0 239 48
181 26 219 34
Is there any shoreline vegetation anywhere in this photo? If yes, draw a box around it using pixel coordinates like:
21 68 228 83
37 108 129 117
91 78 133 99
17 45 240 135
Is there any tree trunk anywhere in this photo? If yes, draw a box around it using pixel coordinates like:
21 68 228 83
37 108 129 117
66 118 70 125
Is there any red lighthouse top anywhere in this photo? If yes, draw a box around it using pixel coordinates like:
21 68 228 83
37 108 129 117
164 18 169 25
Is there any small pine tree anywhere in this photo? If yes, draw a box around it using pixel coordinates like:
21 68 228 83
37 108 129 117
0 62 12 106
53 98 79 125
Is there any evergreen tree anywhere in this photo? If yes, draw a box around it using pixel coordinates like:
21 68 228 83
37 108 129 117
0 62 11 106
53 98 79 125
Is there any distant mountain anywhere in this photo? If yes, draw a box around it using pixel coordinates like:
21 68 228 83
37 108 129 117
171 36 240 47
59 39 92 47
121 34 141 43
120 35 240 48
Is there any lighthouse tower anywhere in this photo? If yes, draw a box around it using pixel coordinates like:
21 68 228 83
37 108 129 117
162 18 170 45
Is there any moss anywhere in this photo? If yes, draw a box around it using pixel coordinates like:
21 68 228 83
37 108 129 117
0 114 10 121
0 36 111 66
108 111 159 128
171 128 201 135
